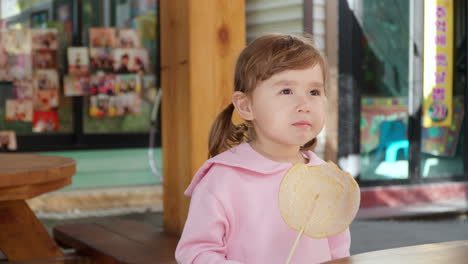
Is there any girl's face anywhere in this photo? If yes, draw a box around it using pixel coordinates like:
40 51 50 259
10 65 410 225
247 64 326 148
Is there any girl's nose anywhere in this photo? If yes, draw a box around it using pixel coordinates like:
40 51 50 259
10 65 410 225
296 97 312 113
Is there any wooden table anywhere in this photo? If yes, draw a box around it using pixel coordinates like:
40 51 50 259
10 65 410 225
323 240 468 264
0 153 75 262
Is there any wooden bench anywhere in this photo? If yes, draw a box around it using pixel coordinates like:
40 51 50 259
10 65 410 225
53 220 179 264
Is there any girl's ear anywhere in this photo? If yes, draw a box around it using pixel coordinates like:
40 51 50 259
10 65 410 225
232 91 254 121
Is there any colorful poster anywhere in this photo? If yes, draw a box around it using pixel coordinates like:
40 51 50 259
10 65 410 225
423 0 453 127
421 96 464 156
361 96 464 157
360 97 408 153
67 47 89 75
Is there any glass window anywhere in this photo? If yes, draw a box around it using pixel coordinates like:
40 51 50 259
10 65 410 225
353 0 410 180
0 0 74 135
0 0 160 149
81 0 158 134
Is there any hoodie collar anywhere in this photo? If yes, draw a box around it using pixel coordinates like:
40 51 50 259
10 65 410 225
184 142 323 196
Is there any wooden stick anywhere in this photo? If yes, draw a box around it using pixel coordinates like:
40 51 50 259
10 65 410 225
286 227 304 264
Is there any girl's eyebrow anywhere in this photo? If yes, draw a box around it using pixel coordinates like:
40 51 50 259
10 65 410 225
272 79 297 86
309 82 324 88
272 79 324 88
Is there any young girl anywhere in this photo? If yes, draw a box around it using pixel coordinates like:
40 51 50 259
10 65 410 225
175 33 350 264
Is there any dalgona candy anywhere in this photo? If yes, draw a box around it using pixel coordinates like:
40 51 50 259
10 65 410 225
278 161 360 238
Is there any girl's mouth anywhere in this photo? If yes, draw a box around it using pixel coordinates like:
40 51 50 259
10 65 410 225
292 121 311 127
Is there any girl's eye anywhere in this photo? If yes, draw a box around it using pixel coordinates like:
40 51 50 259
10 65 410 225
279 89 292 95
310 90 320 96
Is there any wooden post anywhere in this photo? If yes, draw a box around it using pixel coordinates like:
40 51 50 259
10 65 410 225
324 0 339 163
161 0 246 235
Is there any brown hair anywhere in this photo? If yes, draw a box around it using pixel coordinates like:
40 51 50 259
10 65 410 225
208 33 328 157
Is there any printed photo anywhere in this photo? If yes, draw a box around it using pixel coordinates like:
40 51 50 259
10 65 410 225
113 48 149 74
33 69 59 91
89 27 116 48
64 75 90 96
0 130 17 151
115 74 141 94
13 79 33 99
113 49 132 74
113 93 141 116
90 74 116 95
89 94 113 118
5 99 33 122
3 29 31 54
33 110 60 132
0 46 10 80
67 47 89 75
31 29 58 50
130 48 149 74
0 70 11 81
33 70 59 111
89 48 114 72
117 29 141 48
9 54 32 80
33 89 59 111
33 50 57 69
142 74 156 90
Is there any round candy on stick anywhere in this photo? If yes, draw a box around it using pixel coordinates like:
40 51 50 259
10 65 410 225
278 161 360 264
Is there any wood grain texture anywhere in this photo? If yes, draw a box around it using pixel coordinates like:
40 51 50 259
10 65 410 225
0 153 75 261
161 0 245 235
324 0 339 162
0 153 75 188
54 220 178 264
0 154 75 200
323 240 468 264
0 177 71 201
0 200 64 260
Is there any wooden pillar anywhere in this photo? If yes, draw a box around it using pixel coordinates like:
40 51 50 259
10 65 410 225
324 0 339 162
161 0 246 235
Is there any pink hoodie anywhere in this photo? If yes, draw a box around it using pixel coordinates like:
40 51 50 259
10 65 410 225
175 142 350 264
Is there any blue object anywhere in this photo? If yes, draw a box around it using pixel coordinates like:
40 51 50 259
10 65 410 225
385 140 409 162
373 120 407 163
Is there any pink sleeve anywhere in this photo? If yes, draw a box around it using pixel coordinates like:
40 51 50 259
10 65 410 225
327 228 351 260
175 185 244 264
